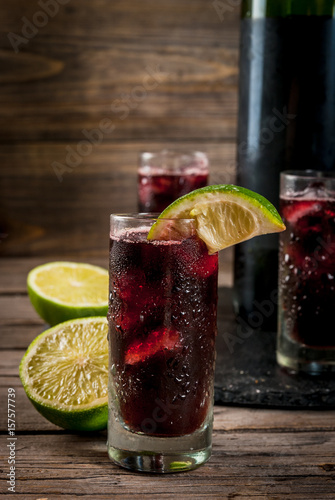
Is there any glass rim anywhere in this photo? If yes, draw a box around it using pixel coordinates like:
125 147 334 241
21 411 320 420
110 213 196 223
139 149 208 161
281 170 335 181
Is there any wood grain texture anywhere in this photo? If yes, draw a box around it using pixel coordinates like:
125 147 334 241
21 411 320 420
2 5 335 498
1 258 335 499
0 142 236 257
2 381 335 433
0 256 233 295
0 257 110 293
0 432 335 498
0 0 239 257
1 1 238 142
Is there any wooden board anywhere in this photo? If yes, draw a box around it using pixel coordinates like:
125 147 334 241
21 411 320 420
1 3 335 495
1 1 239 142
0 142 236 257
0 0 239 257
1 257 335 498
1 432 335 499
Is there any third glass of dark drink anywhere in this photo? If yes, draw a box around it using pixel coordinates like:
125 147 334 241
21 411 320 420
107 214 218 472
138 150 209 212
277 171 335 374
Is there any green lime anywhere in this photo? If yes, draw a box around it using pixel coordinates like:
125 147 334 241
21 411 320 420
19 317 108 431
27 261 108 326
148 184 285 253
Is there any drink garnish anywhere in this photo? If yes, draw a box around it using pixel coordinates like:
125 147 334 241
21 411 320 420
19 317 108 431
27 261 108 325
147 184 286 253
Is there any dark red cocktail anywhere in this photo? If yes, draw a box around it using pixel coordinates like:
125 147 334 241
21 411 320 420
138 151 208 212
279 195 335 347
108 220 218 438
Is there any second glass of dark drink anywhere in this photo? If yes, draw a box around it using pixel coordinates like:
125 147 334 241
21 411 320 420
138 150 209 212
107 214 218 472
277 171 335 374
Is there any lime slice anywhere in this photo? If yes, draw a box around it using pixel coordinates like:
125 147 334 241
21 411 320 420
148 185 285 254
19 317 108 431
27 262 108 326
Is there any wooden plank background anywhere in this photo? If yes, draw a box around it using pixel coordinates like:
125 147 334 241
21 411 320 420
0 0 239 260
1 258 335 498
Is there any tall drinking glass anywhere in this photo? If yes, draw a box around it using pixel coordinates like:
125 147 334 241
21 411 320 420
107 214 218 472
138 150 209 212
277 171 335 374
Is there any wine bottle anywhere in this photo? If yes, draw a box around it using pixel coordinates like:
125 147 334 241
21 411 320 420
234 0 335 331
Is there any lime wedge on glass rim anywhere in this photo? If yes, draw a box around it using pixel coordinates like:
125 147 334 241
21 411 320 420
27 262 109 326
147 184 286 252
19 317 108 431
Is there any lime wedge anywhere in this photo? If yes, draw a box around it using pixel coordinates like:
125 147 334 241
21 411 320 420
27 262 108 326
147 185 285 254
19 317 108 431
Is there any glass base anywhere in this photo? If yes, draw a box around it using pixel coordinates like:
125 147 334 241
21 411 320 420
107 408 213 473
277 332 335 375
107 446 211 473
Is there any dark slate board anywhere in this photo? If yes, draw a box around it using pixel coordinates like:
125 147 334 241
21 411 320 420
214 287 335 408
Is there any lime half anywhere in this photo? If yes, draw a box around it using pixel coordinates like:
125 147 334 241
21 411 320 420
19 317 108 431
148 184 285 253
27 261 108 326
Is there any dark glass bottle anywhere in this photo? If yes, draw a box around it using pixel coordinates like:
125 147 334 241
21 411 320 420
234 0 335 330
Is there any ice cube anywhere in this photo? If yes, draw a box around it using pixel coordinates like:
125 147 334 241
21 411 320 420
176 237 218 278
125 328 181 365
282 200 322 224
304 181 328 199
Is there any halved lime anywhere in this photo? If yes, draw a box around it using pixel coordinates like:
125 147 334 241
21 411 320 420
27 262 108 326
19 317 108 431
148 184 285 253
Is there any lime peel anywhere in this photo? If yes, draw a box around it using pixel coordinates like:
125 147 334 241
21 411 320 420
19 317 108 431
27 261 109 326
147 184 285 253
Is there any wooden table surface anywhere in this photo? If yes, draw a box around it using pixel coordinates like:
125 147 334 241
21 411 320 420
1 257 335 499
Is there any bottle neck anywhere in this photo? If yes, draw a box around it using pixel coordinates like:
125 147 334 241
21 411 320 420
242 0 335 18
